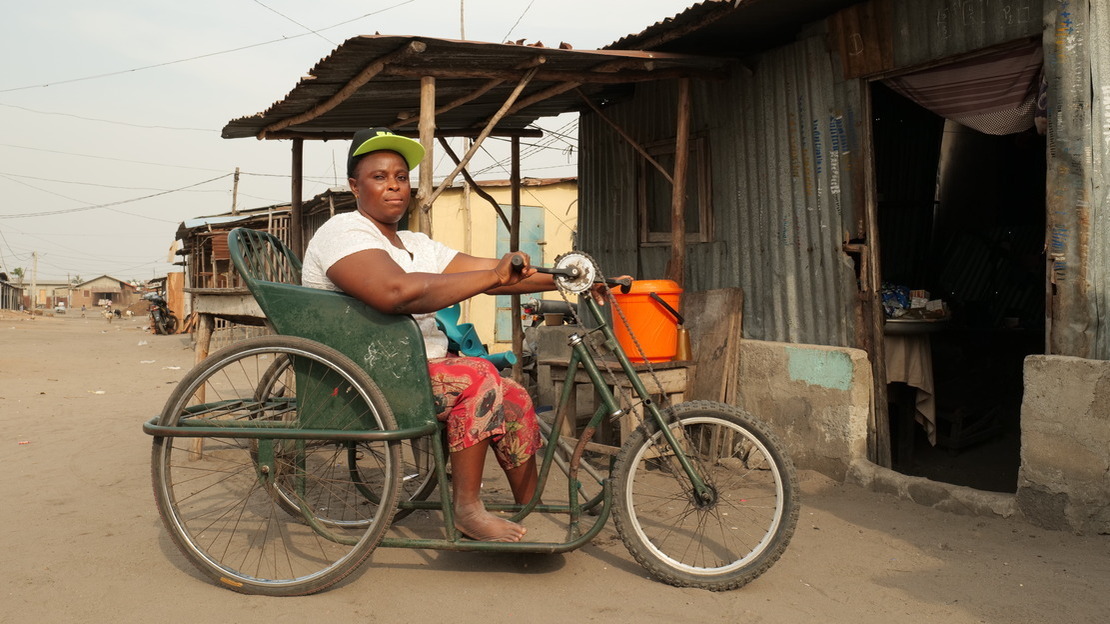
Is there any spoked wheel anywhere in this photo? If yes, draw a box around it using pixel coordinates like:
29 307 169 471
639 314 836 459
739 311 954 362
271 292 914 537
612 401 799 590
151 336 400 596
251 354 435 523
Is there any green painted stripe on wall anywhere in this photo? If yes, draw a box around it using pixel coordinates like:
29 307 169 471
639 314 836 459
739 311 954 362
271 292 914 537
786 347 853 391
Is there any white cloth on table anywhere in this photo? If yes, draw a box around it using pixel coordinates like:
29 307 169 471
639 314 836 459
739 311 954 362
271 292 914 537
885 333 936 445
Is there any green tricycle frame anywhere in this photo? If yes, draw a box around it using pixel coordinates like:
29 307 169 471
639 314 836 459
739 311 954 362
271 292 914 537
143 227 799 596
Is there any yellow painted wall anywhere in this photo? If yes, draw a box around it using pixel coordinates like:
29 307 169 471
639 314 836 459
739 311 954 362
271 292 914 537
431 180 577 351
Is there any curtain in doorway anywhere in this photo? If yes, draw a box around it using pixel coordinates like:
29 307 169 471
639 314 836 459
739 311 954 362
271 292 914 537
884 41 1044 135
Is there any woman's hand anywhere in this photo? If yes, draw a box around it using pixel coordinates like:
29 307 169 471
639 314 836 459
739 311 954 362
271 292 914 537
492 252 536 286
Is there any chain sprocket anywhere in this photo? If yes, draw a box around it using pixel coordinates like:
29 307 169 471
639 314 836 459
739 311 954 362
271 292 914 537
552 251 598 295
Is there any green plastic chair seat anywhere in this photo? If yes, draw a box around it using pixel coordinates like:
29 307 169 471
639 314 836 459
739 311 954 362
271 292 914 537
227 227 437 430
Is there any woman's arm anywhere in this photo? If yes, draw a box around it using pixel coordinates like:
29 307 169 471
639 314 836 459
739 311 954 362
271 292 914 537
327 249 531 314
445 252 555 295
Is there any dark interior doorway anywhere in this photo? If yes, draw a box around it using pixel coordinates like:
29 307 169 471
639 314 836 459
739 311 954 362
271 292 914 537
871 81 1046 493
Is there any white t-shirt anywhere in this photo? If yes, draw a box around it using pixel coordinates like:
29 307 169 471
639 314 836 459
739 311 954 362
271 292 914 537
301 211 459 358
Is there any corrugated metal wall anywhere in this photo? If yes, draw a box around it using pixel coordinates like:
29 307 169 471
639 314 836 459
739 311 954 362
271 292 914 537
580 0 1110 357
1043 0 1110 359
890 0 1044 66
1092 0 1110 358
579 35 862 347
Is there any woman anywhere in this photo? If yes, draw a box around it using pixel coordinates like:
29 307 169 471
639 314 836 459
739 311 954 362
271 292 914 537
302 128 554 542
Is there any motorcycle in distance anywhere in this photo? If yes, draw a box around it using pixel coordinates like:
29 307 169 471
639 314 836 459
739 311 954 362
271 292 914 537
144 292 178 335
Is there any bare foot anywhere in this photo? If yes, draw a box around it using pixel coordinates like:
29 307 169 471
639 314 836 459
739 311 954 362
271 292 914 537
454 500 527 542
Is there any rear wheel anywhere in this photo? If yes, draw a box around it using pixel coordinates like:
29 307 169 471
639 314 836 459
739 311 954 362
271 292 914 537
151 336 400 596
613 401 798 590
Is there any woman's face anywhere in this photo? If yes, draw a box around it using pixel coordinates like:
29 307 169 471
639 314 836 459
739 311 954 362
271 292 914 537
349 150 411 226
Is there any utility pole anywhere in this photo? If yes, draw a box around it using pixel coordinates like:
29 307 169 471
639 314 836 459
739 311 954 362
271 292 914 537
30 251 37 313
231 167 240 215
460 0 465 39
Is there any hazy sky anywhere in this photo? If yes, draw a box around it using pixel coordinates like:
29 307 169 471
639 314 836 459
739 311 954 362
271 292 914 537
0 0 698 282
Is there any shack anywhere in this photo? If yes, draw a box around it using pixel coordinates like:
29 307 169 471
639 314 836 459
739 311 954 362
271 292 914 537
575 0 1107 532
218 0 1109 533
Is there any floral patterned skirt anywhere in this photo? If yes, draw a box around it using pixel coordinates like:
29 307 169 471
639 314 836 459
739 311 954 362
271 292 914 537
428 356 540 470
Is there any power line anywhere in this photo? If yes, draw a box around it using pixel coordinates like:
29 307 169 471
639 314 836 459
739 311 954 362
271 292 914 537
0 173 232 219
501 0 537 43
253 0 337 46
0 101 212 132
0 1 418 93
0 142 231 173
0 170 229 193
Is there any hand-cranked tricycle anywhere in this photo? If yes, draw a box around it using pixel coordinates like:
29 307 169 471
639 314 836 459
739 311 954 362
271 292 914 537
142 227 798 596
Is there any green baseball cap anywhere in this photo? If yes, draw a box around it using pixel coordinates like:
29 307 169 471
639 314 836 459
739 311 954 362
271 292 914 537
347 127 425 177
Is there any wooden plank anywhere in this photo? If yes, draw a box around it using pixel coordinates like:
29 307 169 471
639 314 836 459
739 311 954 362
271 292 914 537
684 288 743 403
666 77 691 286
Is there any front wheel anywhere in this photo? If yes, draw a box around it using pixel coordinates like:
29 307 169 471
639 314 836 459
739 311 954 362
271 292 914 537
612 401 799 591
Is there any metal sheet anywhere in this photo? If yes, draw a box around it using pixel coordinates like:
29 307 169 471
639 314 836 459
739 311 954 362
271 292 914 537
579 35 861 347
890 0 1045 67
1092 0 1110 357
1044 0 1110 359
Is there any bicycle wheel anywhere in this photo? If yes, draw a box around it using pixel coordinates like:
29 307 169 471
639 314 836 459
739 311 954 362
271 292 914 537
613 401 798 590
252 352 436 523
151 335 400 596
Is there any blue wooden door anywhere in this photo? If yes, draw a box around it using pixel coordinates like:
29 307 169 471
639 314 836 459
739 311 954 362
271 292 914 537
496 205 544 342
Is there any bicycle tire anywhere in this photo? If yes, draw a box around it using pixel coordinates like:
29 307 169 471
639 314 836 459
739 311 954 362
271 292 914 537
612 401 798 590
151 335 400 596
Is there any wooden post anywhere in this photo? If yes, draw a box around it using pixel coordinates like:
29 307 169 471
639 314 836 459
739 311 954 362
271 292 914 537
291 138 304 258
414 76 436 235
510 136 523 383
666 78 691 287
860 85 892 468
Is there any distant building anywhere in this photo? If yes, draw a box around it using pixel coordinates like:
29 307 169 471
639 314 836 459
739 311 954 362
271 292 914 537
0 277 22 310
70 275 142 311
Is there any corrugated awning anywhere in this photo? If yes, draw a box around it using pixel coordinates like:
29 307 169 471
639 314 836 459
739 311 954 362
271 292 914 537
221 34 731 141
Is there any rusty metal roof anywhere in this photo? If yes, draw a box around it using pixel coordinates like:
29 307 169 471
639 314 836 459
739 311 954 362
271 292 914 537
606 0 864 57
222 35 732 141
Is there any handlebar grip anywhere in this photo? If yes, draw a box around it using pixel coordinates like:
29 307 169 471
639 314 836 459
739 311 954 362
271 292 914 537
607 276 633 294
510 254 524 268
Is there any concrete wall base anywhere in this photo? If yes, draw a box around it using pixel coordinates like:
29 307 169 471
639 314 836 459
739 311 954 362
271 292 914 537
736 340 871 481
848 459 1017 519
1019 355 1110 535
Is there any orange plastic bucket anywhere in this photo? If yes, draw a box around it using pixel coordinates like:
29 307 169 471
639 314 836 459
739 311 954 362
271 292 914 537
611 279 683 363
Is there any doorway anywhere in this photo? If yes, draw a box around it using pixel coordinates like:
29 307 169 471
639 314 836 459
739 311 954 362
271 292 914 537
870 75 1046 493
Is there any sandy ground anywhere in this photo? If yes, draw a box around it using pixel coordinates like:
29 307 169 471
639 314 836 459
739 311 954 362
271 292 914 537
2 310 1109 624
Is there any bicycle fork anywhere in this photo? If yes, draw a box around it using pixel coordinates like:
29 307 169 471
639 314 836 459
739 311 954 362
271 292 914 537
566 297 713 504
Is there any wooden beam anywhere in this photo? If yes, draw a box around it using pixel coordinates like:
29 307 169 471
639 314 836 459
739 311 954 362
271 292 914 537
422 67 539 209
665 78 690 287
259 128 543 141
437 137 510 229
576 88 672 184
290 138 304 259
395 78 504 129
496 80 582 121
258 41 426 138
510 136 523 383
413 76 435 236
861 86 891 468
393 57 547 128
